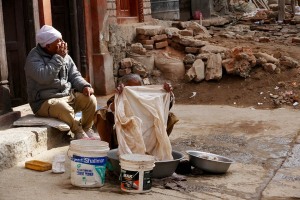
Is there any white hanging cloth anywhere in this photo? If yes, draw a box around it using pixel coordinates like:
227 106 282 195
114 85 173 161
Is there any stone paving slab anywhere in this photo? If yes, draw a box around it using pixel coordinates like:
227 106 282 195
262 143 300 199
1 104 300 199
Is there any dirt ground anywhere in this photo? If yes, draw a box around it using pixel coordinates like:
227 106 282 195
165 24 300 110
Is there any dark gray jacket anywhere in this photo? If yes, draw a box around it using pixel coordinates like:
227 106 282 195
24 45 91 113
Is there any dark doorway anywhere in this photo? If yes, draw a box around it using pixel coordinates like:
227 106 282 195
51 0 87 77
3 0 28 107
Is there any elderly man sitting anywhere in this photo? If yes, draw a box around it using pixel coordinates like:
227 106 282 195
24 25 98 140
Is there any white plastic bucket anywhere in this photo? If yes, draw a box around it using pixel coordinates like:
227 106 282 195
120 154 155 193
68 140 110 187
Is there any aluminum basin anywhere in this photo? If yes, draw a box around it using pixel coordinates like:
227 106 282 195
186 150 234 174
107 149 184 178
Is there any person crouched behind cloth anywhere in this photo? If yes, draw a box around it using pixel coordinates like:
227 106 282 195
94 73 179 149
24 25 99 140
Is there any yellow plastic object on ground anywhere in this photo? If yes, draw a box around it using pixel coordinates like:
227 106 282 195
25 160 52 171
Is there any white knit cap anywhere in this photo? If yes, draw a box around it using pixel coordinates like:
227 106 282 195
36 25 62 47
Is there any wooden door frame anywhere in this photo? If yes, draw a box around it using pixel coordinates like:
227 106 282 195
38 0 88 79
116 0 142 24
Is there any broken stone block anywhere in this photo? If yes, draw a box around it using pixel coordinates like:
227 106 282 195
223 47 257 78
178 30 193 36
151 34 167 42
136 25 164 36
131 43 146 55
254 52 279 64
143 45 153 50
205 54 222 81
165 27 180 37
140 39 154 45
155 52 185 81
201 44 230 54
155 41 168 49
170 32 182 43
193 59 205 82
185 47 200 54
128 53 155 73
179 37 208 47
179 21 211 37
263 63 277 73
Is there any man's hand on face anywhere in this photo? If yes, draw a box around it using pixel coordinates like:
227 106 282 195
57 40 68 58
83 87 94 96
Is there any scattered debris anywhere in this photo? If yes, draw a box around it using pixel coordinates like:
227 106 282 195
189 92 197 99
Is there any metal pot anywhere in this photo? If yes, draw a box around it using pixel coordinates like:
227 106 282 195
107 149 184 178
186 150 234 174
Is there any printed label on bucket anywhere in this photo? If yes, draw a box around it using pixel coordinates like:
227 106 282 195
71 155 107 187
120 169 152 191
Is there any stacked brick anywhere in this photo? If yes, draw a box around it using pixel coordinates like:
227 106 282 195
136 25 169 50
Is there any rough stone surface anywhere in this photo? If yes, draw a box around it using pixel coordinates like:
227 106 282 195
193 59 205 82
151 34 167 42
136 25 164 36
200 44 230 54
179 36 209 47
0 127 47 171
155 40 168 49
205 53 223 81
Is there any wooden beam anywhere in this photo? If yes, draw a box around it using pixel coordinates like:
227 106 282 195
38 0 52 25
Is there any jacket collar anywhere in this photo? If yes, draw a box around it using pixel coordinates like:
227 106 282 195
36 44 52 58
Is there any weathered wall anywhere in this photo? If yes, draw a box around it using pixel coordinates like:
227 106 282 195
106 20 173 79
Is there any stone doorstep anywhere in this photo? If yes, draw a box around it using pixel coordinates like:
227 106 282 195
13 114 71 132
0 126 69 171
